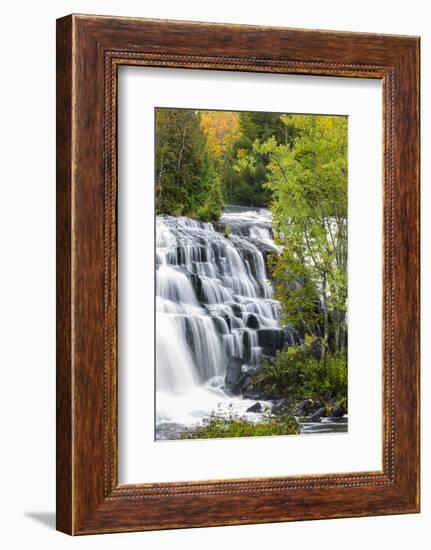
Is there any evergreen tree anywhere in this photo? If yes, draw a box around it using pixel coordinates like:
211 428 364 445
223 111 297 207
155 108 222 220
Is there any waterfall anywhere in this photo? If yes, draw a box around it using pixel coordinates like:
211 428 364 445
155 208 299 437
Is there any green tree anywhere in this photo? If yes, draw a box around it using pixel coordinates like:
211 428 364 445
259 115 348 355
253 345 347 403
223 112 297 207
155 108 222 220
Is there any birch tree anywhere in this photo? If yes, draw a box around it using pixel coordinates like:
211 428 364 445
258 114 348 356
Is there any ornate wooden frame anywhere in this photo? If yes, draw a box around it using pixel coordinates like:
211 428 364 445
56 14 420 535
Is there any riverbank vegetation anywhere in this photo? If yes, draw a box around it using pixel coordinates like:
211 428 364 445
180 410 300 439
253 342 347 403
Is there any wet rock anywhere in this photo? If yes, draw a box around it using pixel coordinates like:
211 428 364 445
329 404 346 419
212 222 224 234
189 274 203 301
272 397 291 415
242 331 252 363
229 302 243 318
241 374 253 387
309 338 324 359
224 356 246 395
175 246 186 265
324 390 338 404
247 402 262 413
212 316 229 335
243 390 261 400
257 328 286 355
296 399 312 415
250 237 277 256
310 400 323 412
283 327 301 346
224 356 242 386
184 318 197 352
245 314 260 329
309 407 325 423
195 245 208 262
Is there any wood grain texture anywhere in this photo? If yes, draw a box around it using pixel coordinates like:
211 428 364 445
56 14 420 535
56 15 73 535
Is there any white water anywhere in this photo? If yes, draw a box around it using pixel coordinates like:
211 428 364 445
155 208 299 439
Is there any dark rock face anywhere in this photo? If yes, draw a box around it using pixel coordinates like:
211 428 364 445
245 313 260 329
250 240 278 279
169 244 208 266
309 338 324 359
309 407 325 422
324 390 338 404
223 315 232 331
224 356 246 395
212 316 229 335
272 397 291 415
283 328 300 346
224 356 242 385
257 328 286 355
189 273 203 301
247 402 262 413
296 399 312 415
242 332 252 363
228 302 243 318
250 238 277 254
310 401 323 413
329 404 345 419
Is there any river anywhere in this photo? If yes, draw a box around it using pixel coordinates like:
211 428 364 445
155 207 346 439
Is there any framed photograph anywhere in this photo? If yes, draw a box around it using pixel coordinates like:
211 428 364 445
56 14 420 535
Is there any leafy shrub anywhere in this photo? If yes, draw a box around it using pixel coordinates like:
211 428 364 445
194 204 221 223
253 345 347 404
180 413 299 439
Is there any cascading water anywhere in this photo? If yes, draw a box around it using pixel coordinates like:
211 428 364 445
155 207 300 439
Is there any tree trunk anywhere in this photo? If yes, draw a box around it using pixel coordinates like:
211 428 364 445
334 309 340 355
157 157 164 202
177 123 188 175
339 311 346 354
322 274 328 362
